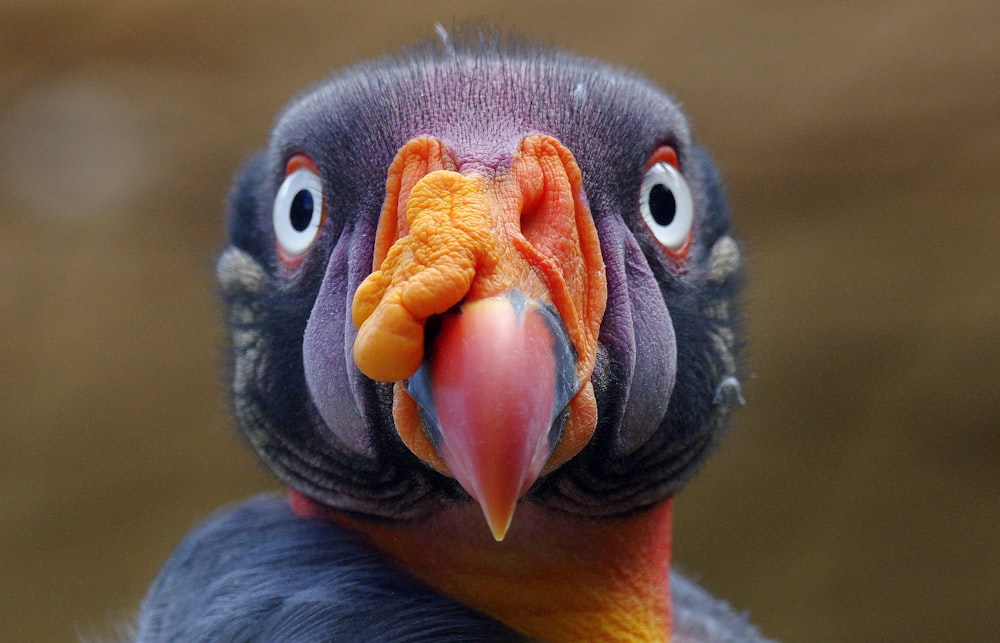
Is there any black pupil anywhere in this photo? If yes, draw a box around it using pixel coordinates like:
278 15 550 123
648 183 676 227
290 189 314 232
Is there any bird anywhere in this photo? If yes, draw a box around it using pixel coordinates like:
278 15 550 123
135 29 765 642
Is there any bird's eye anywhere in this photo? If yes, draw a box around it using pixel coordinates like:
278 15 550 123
273 155 324 259
639 151 693 255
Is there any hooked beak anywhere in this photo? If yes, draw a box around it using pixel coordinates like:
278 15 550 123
406 295 577 540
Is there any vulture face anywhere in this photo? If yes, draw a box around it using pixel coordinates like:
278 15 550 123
132 34 761 643
219 37 742 543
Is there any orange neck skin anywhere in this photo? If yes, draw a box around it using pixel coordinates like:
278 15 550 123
290 490 673 642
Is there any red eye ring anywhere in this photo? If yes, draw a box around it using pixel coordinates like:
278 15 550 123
645 145 679 172
286 153 319 176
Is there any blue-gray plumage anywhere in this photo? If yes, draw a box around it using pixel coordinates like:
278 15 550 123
137 495 520 641
136 30 767 641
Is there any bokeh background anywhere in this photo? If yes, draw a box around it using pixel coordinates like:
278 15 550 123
2 2 997 641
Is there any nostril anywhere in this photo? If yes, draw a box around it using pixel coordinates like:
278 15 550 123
518 199 543 241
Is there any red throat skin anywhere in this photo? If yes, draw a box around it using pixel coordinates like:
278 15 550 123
290 489 674 642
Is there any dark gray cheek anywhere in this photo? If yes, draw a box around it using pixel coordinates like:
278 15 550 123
217 246 274 451
303 230 375 457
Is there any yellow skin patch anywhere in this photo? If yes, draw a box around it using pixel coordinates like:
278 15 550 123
352 135 606 474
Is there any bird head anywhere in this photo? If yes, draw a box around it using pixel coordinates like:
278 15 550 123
218 32 743 640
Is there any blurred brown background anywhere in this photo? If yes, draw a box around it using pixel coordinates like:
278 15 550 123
2 2 997 641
